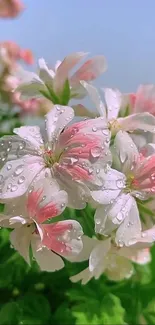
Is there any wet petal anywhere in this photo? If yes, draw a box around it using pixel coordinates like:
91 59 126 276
115 197 141 247
45 105 74 144
67 235 96 262
31 236 64 271
14 126 44 150
91 168 126 204
118 113 155 133
113 130 139 174
70 267 93 285
95 193 133 235
41 220 83 257
0 156 44 201
103 88 122 120
38 58 54 85
106 255 133 281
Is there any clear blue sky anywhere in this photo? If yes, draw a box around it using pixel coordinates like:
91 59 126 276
0 0 155 92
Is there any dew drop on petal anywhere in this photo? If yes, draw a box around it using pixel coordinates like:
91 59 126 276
11 185 18 192
18 176 25 184
92 126 97 132
14 165 24 176
90 147 101 158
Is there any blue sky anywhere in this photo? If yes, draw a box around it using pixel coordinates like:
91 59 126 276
0 0 155 92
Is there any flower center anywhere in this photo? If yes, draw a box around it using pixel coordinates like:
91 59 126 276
108 119 121 135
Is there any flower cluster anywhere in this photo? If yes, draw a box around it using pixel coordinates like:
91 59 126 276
1 49 155 284
1 0 155 284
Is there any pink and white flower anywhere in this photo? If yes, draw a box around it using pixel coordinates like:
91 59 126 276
81 82 155 136
0 105 111 208
92 131 155 246
0 174 83 271
70 236 151 284
16 52 106 101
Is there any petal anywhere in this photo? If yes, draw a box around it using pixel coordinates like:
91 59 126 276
112 130 139 174
13 126 44 150
0 135 38 169
53 52 87 93
115 197 141 246
38 58 54 85
81 81 106 118
118 113 155 133
41 220 83 257
67 235 97 262
95 193 133 235
89 238 111 273
103 88 122 120
91 168 126 205
56 117 111 188
16 69 45 99
31 235 64 271
70 267 93 285
45 105 74 143
119 246 151 265
71 55 107 83
106 255 133 281
0 156 44 201
27 169 68 223
72 104 96 118
134 84 155 114
10 226 32 264
0 213 27 228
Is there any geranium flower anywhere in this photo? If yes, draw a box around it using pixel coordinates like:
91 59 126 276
70 236 151 284
0 105 111 208
0 173 83 271
16 52 106 102
92 131 155 246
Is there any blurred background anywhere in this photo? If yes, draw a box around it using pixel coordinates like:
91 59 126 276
0 0 155 92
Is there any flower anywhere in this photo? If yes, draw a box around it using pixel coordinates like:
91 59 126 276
70 236 151 284
81 82 155 136
92 131 155 246
0 105 111 208
0 0 24 18
0 173 83 271
16 52 106 103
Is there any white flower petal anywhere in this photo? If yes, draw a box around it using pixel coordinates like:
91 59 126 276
14 126 44 150
45 105 74 143
10 226 32 264
113 130 139 174
91 168 126 205
116 197 141 246
67 235 96 262
72 104 96 118
53 52 87 93
16 70 45 99
118 113 155 133
106 255 133 281
0 135 38 169
89 238 111 272
31 236 64 271
81 81 106 118
70 267 93 285
95 193 133 235
103 88 122 120
38 58 54 85
0 156 44 201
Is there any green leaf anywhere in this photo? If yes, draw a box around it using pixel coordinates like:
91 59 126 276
39 89 53 101
72 294 126 325
0 302 21 325
18 293 51 325
143 299 155 324
59 79 70 105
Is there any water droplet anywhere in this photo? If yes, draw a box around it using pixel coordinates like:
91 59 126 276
117 212 123 221
96 168 100 174
128 238 137 245
18 176 25 184
7 183 12 190
118 239 124 247
88 167 93 175
61 203 65 208
11 185 18 192
7 164 12 171
96 218 101 225
14 165 24 176
116 179 125 189
102 129 109 136
92 126 97 132
90 147 101 158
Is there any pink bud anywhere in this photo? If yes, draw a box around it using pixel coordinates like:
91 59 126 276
0 0 24 18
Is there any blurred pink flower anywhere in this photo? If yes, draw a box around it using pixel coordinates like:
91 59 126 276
0 0 24 18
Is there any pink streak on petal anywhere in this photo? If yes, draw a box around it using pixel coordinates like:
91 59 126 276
55 163 92 181
133 155 155 193
27 189 43 219
41 223 73 255
36 202 59 223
